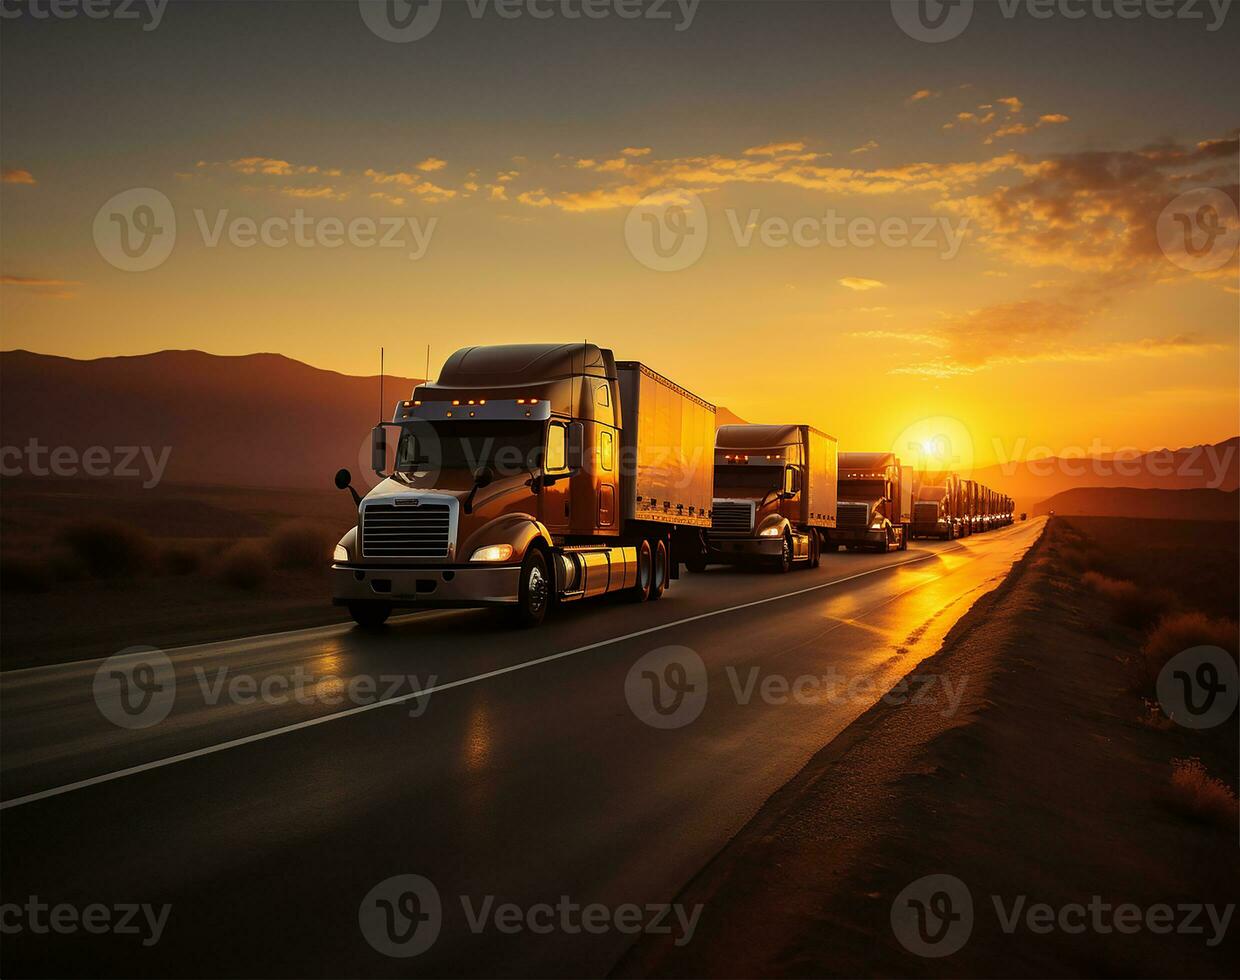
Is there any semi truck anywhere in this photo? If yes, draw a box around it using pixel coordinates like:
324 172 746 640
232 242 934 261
706 424 838 572
911 469 963 540
330 343 715 627
827 452 910 553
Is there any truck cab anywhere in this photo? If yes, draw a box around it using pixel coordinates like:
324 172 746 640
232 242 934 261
707 424 837 573
912 469 961 540
330 343 715 628
828 452 909 553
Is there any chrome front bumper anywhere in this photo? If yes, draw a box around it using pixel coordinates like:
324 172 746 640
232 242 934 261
709 536 785 559
331 563 522 608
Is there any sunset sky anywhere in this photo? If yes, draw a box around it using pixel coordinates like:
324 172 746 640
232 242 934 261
2 0 1237 467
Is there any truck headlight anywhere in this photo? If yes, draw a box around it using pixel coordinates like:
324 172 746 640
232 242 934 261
758 526 783 537
333 544 349 562
470 544 514 562
870 522 884 530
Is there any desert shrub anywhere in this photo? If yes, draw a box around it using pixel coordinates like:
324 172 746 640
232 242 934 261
159 545 203 576
1166 758 1238 831
269 521 329 570
56 519 152 578
216 541 270 591
0 556 54 594
1082 571 1174 630
1141 611 1239 688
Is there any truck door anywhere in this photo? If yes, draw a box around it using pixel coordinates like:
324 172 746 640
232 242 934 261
541 421 572 535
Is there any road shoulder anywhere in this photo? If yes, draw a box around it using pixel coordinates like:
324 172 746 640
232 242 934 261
615 519 1238 978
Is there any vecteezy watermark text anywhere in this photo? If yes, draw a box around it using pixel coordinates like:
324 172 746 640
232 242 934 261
358 874 703 958
0 897 171 947
0 0 168 30
991 436 1236 489
2 439 171 488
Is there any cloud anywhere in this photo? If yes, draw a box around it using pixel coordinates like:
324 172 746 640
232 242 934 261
851 329 945 346
1 274 79 298
851 140 879 155
221 156 336 177
743 141 807 157
996 96 1024 114
839 277 885 292
281 185 350 201
417 157 447 172
2 168 36 185
906 89 940 105
621 147 652 157
364 168 457 203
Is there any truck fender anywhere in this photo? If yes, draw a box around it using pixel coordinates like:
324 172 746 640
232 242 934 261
459 513 552 563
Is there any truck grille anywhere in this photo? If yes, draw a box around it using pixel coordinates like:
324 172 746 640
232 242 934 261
913 502 940 523
361 501 452 559
838 503 870 529
711 501 755 533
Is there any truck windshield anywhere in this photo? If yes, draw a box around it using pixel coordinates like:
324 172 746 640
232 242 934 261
396 421 545 476
842 479 885 500
714 465 782 492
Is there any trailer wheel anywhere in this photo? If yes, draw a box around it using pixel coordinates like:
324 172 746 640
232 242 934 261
684 554 708 573
809 533 821 569
627 539 654 602
348 602 391 630
649 539 669 600
899 528 908 551
511 547 550 627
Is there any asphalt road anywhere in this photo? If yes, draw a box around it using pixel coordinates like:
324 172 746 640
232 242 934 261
0 519 1044 978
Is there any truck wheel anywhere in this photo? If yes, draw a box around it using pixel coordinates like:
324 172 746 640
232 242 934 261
649 539 669 601
628 539 654 602
684 554 708 574
899 528 908 551
348 602 391 630
775 535 793 573
875 535 890 555
809 533 821 569
512 548 550 627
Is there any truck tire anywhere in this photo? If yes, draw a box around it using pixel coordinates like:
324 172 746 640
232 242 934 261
684 553 708 574
348 602 391 630
875 534 890 555
775 535 793 573
809 533 821 569
512 547 551 627
628 539 654 602
649 539 669 601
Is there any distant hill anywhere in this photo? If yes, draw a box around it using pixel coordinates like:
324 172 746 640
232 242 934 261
0 349 748 491
1 350 423 490
1033 487 1239 521
974 439 1238 507
716 407 748 427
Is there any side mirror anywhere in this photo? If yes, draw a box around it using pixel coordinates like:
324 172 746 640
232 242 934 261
785 467 802 495
334 468 361 506
371 425 387 475
473 466 494 488
567 421 584 470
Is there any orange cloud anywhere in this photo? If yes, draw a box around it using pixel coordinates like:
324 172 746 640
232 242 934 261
906 89 940 105
839 277 885 292
417 157 448 172
2 168 36 185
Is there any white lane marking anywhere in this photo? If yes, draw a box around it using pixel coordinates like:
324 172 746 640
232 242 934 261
0 536 1034 812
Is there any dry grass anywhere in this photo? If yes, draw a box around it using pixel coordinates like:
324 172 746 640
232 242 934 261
269 521 330 570
1165 758 1238 831
56 519 153 579
216 541 270 591
1081 571 1174 630
1140 611 1239 689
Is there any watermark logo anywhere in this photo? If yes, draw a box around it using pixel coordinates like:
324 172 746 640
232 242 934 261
358 0 443 42
891 874 974 957
625 190 709 272
0 897 172 947
1156 646 1238 729
891 0 974 42
359 874 443 957
92 188 176 272
1 439 172 488
625 645 708 729
93 646 176 729
1157 187 1239 273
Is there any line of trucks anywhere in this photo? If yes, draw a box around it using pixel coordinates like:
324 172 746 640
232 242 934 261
331 343 1015 627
